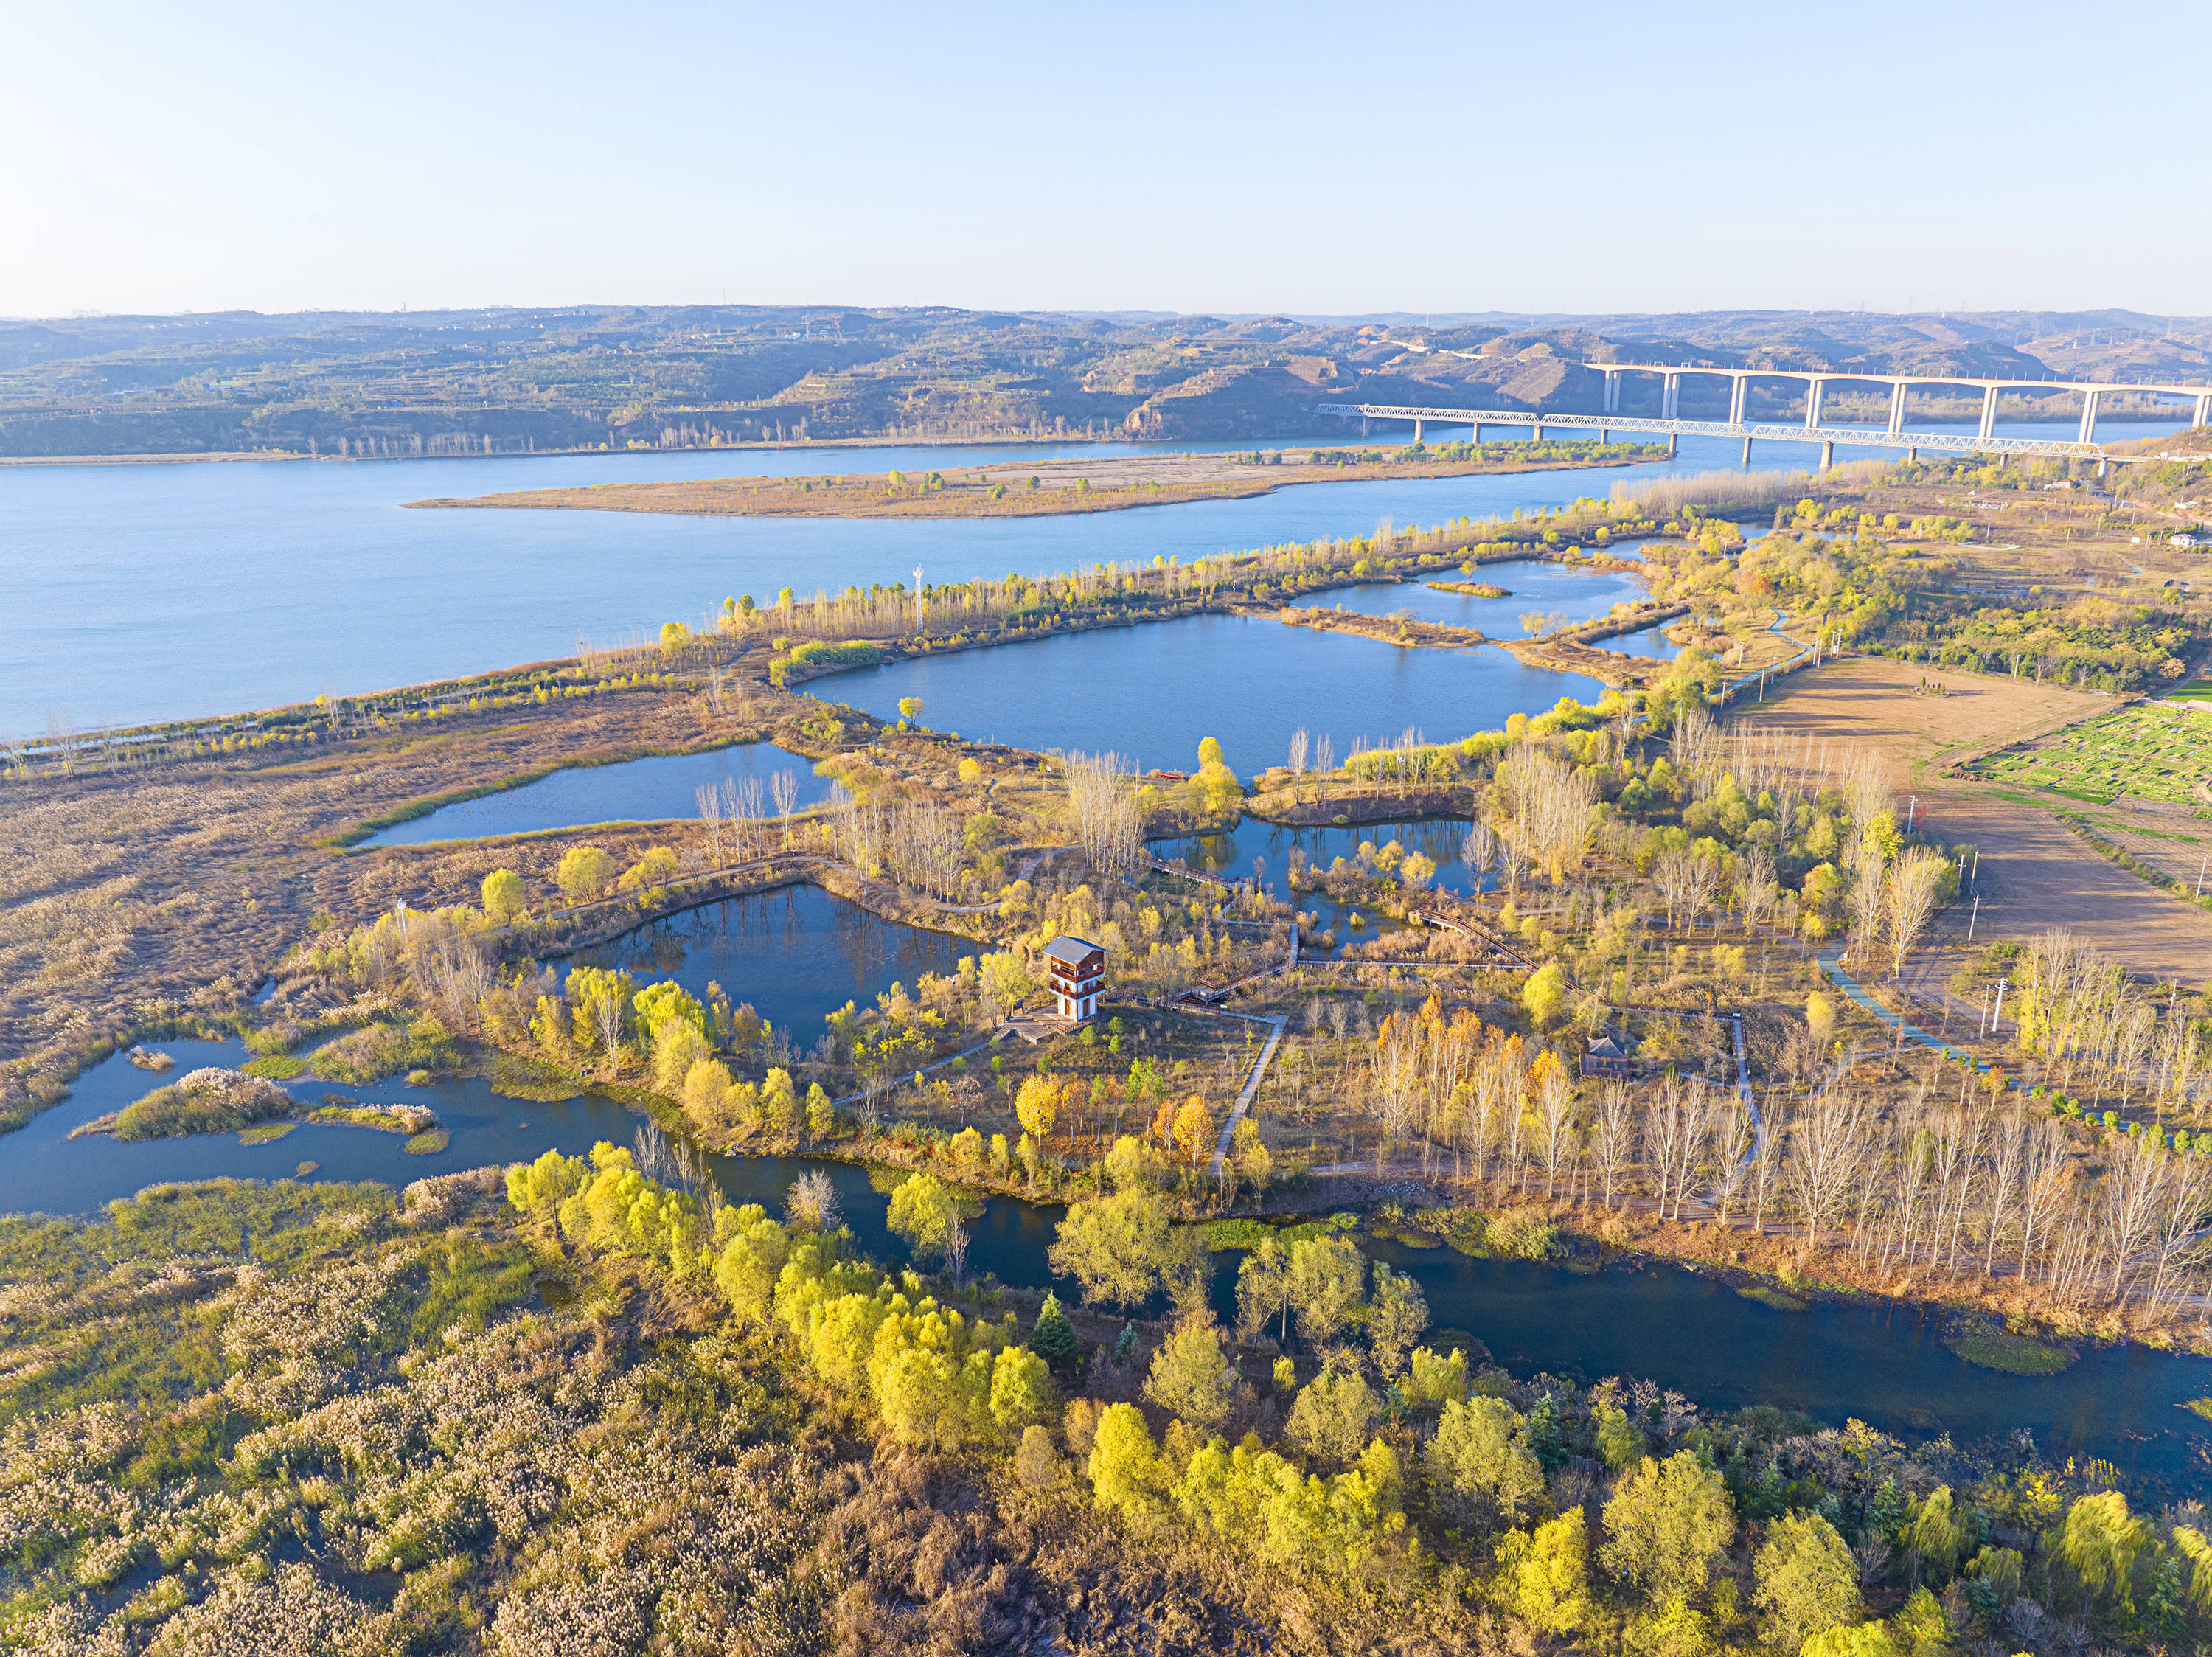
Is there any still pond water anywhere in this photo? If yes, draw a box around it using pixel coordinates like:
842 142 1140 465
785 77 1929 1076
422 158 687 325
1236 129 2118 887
823 611 1608 777
360 741 830 847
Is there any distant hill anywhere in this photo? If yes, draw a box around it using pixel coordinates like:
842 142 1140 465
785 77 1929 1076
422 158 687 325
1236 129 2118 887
0 303 2204 459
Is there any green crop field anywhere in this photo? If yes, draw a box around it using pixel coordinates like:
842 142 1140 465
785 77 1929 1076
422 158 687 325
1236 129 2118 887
1972 704 2212 807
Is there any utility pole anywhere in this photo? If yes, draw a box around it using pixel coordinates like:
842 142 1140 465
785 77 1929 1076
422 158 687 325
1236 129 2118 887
2197 852 2206 898
913 567 925 635
1966 892 1980 942
1992 975 2008 1034
1906 796 1916 833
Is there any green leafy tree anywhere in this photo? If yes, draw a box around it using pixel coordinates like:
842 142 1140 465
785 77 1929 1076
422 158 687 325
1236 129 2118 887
1889 1587 1950 1657
480 868 526 923
1234 1235 1293 1343
1286 1367 1378 1467
886 1173 958 1263
1596 1402 1647 1471
557 844 616 904
1754 1511 1860 1653
1800 1622 1897 1657
2056 1490 2152 1616
988 1345 1051 1438
1048 1188 1208 1312
1285 1234 1366 1350
1495 1508 1594 1633
1523 962 1567 1030
1142 1316 1237 1431
1366 1263 1428 1378
804 1082 835 1138
1902 1486 1966 1584
1601 1453 1737 1604
1088 1402 1168 1518
1430 1395 1545 1524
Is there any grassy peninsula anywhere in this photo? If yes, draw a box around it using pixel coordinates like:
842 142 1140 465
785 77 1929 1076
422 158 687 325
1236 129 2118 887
406 440 1664 521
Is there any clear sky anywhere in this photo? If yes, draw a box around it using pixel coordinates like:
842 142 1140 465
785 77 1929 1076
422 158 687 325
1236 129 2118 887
4 1 2206 321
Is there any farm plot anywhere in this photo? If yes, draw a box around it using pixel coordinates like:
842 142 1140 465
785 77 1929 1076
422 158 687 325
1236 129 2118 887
1971 704 2212 807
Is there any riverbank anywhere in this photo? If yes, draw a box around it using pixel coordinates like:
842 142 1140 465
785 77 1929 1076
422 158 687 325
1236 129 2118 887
406 442 1664 521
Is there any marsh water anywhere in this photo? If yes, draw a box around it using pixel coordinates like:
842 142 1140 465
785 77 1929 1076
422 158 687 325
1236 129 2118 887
15 1026 2212 1488
359 741 830 847
824 611 1609 777
569 883 970 1033
12 417 2212 1487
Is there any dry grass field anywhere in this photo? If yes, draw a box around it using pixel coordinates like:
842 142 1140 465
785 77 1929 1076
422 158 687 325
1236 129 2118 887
1735 656 2212 982
406 442 1653 521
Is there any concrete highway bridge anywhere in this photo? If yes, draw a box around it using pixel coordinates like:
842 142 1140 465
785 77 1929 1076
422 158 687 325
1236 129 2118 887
1317 362 2212 469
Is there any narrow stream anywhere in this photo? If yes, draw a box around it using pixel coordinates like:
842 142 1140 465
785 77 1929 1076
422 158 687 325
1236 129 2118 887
13 1027 2212 1489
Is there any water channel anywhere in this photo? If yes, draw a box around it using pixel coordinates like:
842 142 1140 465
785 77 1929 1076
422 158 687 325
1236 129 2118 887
13 1026 2212 1488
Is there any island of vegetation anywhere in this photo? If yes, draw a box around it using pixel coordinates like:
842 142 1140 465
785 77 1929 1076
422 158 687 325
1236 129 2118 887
12 445 2212 1648
405 439 1666 521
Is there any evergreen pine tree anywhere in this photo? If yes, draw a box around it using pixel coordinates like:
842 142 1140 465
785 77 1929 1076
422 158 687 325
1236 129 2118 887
1030 1291 1079 1372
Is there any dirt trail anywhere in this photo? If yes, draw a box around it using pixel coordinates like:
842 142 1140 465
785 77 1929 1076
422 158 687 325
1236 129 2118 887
1736 657 2212 984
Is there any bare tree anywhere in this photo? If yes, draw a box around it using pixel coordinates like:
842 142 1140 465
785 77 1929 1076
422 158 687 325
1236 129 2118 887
1065 750 1144 880
771 768 799 845
1884 847 1949 979
1592 1080 1636 1207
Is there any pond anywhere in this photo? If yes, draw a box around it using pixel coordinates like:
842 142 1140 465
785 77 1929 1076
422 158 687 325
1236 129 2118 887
1310 560 1681 664
820 611 1608 777
1152 818 1486 947
566 883 972 1036
12 1035 2212 1488
360 742 830 847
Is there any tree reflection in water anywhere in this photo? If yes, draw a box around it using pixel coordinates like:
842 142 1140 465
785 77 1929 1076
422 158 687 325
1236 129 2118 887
570 884 966 1036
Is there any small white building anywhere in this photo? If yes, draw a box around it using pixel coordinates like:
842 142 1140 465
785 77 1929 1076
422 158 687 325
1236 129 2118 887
2171 532 2209 549
1043 935 1105 1022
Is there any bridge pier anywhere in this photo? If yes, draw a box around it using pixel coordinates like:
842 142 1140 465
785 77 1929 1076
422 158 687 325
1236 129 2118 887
1531 423 1545 443
1907 446 1919 465
1662 373 1680 420
1741 436 1753 467
1413 418 1424 444
1819 440 1833 471
1978 386 2000 441
2078 389 2101 445
1599 426 1609 445
1604 370 1621 413
1471 423 1481 446
2197 394 2211 429
2098 456 2110 479
1727 375 1748 425
1999 452 2010 469
1666 431 1677 459
1888 382 1909 435
1804 379 1824 428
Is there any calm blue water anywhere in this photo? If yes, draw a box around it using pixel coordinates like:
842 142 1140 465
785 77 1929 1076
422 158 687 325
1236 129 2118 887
818 612 1608 777
361 741 829 847
569 883 970 1035
1 425 2025 735
1310 559 1682 661
1156 817 1486 897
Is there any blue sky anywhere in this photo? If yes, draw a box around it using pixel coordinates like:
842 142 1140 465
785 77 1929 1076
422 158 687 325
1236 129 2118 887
3 1 2205 319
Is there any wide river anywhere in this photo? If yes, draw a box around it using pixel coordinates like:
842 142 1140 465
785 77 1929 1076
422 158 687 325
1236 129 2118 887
0 420 2137 734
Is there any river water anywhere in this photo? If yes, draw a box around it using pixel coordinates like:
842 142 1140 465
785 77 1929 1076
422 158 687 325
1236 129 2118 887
13 1025 2212 1487
0 423 2105 735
